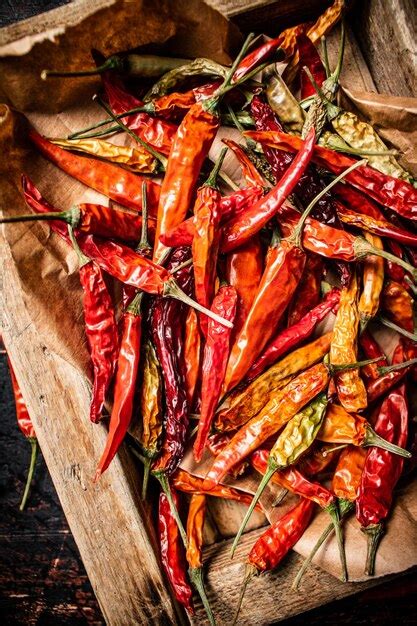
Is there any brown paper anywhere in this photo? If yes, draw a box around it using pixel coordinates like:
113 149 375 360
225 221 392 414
0 0 416 587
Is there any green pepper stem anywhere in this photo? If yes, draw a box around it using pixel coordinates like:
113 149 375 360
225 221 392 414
355 240 417 282
292 499 353 590
321 36 331 78
93 96 167 169
377 358 417 376
291 159 367 249
332 21 346 85
68 224 90 267
170 258 193 274
19 438 38 511
378 316 417 341
217 169 239 191
233 564 257 626
204 147 228 189
0 208 80 228
126 291 143 317
325 501 348 582
68 105 154 139
327 356 381 375
153 470 188 548
188 567 216 626
41 56 122 80
321 443 348 457
163 279 233 328
362 522 384 576
141 457 151 501
364 425 411 458
137 181 151 254
231 464 276 558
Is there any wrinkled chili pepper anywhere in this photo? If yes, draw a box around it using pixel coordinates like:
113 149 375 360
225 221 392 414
205 362 331 488
172 469 258 508
144 58 227 101
358 233 384 331
247 288 339 382
332 445 367 503
222 138 267 188
330 271 368 412
183 308 201 410
297 34 327 100
266 71 305 134
359 331 387 381
158 490 194 615
7 357 38 511
68 226 119 423
234 498 315 623
194 285 237 462
287 254 324 326
356 345 409 575
216 333 331 433
206 433 249 479
381 280 414 333
95 292 143 479
28 130 160 214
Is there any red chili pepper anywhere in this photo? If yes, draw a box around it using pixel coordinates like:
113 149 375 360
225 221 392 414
194 285 237 462
297 34 327 100
7 357 38 511
356 346 408 575
206 432 249 478
333 183 384 220
102 74 176 155
232 35 285 83
359 331 387 381
287 254 324 326
95 293 143 479
247 130 417 220
183 308 201 410
67 227 119 423
220 128 316 253
28 130 160 214
247 287 340 381
222 138 266 188
158 490 194 615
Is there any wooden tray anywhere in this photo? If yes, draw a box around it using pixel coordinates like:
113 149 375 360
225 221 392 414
0 1 415 624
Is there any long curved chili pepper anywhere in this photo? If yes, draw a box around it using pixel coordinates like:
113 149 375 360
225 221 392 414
336 204 417 248
172 469 260 509
246 130 417 220
234 498 315 624
330 271 368 412
207 433 249 479
216 333 332 433
356 372 408 574
138 340 164 500
95 293 143 480
194 285 237 462
158 490 194 615
332 445 367 503
358 233 384 331
318 403 411 457
67 226 119 423
222 138 267 188
287 254 324 326
297 34 327 100
247 289 339 382
381 280 414 333
205 362 331 489
266 71 305 135
226 235 263 340
28 130 160 214
183 308 201 410
220 128 316 253
359 331 387 381
7 357 38 511
231 395 332 558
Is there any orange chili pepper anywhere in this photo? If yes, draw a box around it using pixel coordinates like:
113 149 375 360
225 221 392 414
330 271 367 412
358 233 384 331
287 254 323 326
381 279 414 333
172 469 259 509
332 445 367 502
183 308 202 410
222 138 266 188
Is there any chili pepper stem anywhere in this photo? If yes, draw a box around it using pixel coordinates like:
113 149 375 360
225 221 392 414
137 181 151 254
19 438 38 511
291 159 367 249
68 225 90 267
153 471 188 548
233 564 257 626
41 56 122 80
378 316 417 341
327 356 381 375
325 501 348 582
378 358 417 376
331 20 346 85
141 457 151 501
231 465 276 557
364 426 411 458
188 567 216 626
321 37 331 79
68 105 152 139
163 279 233 328
322 444 348 457
0 208 80 228
362 522 384 576
204 147 228 189
170 258 193 274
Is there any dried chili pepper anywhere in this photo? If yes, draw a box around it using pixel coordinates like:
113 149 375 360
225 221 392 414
336 204 417 248
358 233 384 331
381 280 414 333
206 433 249 479
158 490 194 615
248 288 339 382
332 445 367 503
359 331 387 381
172 469 258 508
7 357 38 511
287 254 324 326
318 403 411 457
205 362 331 489
222 138 267 188
183 308 201 410
144 58 227 101
194 285 237 462
216 333 332 433
68 226 119 423
28 130 160 214
266 71 305 134
234 498 315 623
297 34 327 100
330 271 367 412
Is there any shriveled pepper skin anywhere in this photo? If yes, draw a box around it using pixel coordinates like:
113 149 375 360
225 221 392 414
223 240 306 392
382 280 414 333
153 103 219 263
318 404 367 446
183 308 201 409
186 494 206 569
287 254 323 326
330 272 367 412
332 445 367 502
358 233 384 329
172 469 258 508
336 204 417 248
359 331 387 381
28 130 160 214
297 33 327 100
158 490 194 614
139 341 163 461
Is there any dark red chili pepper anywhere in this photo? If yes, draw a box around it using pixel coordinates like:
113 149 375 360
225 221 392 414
7 357 38 511
222 138 266 188
67 227 119 423
287 254 324 326
333 183 384 220
297 34 327 100
158 490 194 615
247 287 340 382
356 345 408 576
194 285 237 462
385 240 409 287
232 35 285 83
28 130 160 215
359 331 387 381
95 293 143 479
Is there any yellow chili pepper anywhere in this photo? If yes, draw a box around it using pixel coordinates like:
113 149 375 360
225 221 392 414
266 71 305 134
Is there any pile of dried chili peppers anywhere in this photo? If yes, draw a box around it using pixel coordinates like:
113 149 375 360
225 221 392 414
2 0 417 622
